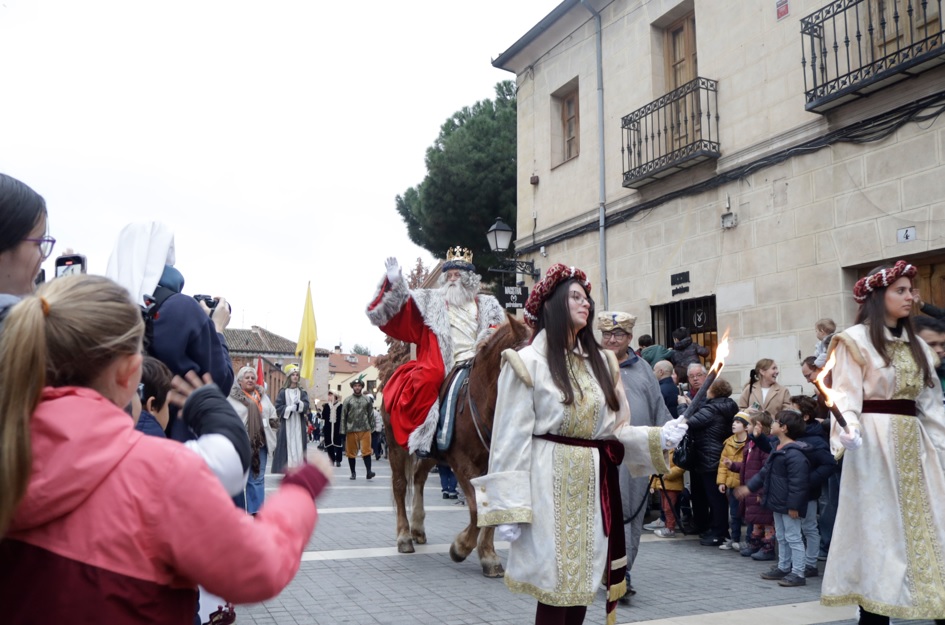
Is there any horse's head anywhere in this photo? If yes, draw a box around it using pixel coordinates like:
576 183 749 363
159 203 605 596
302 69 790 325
478 313 531 363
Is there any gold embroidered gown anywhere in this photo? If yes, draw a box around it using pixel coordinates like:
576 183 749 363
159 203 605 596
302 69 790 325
472 331 667 607
822 324 945 619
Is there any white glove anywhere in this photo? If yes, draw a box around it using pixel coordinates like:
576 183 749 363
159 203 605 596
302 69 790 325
385 257 401 283
660 417 688 450
839 428 862 450
496 523 522 543
298 401 305 413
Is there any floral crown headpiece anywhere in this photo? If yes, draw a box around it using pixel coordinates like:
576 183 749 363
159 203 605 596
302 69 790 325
523 264 591 328
852 260 916 304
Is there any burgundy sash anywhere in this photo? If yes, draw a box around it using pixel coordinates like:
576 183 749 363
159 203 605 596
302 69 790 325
535 433 626 623
861 399 916 416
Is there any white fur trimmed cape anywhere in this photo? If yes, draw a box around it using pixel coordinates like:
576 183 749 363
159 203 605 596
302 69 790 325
366 274 505 453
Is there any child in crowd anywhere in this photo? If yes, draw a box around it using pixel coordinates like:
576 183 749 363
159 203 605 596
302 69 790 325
134 356 173 438
653 450 686 538
731 410 776 559
813 318 836 368
669 326 710 369
790 395 837 578
639 334 674 368
736 409 811 587
717 412 749 550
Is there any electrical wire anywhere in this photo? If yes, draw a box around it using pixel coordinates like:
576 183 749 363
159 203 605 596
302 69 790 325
516 89 945 254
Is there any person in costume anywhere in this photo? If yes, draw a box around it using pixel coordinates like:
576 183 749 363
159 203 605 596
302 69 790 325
471 264 689 625
272 364 310 474
365 247 505 454
228 365 277 514
321 390 344 466
820 260 945 625
596 310 672 602
341 376 376 480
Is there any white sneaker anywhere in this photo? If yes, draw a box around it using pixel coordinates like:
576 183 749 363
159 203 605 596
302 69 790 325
719 539 734 550
643 519 665 531
731 542 741 551
653 528 676 538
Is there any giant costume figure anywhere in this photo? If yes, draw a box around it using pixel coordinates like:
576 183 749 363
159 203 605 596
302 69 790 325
366 247 504 454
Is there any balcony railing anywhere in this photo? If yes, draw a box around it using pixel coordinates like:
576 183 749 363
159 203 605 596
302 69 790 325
801 0 945 112
621 77 720 189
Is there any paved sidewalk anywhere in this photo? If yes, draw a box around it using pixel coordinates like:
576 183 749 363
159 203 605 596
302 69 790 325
233 460 935 625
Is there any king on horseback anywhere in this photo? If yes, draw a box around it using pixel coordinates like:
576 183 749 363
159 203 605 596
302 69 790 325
365 247 505 455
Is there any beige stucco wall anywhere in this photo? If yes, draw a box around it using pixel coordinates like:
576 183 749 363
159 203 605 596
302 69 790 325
507 0 945 393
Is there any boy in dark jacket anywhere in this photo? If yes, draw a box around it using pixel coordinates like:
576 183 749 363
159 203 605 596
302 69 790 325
134 356 173 438
791 395 838 577
668 327 710 368
736 409 810 587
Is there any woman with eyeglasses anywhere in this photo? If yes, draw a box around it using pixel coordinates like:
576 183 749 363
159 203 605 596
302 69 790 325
819 260 945 625
0 174 54 332
471 264 688 625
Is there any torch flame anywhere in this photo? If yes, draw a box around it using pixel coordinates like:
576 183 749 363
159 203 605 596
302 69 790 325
814 351 843 407
709 330 730 375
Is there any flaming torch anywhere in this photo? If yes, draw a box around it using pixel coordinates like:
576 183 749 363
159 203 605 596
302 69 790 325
812 351 849 432
681 331 730 422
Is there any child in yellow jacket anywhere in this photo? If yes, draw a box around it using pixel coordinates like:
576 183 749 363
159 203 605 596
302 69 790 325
716 412 750 550
653 450 686 538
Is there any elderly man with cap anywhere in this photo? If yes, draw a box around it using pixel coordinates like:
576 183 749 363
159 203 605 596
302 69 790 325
597 311 673 604
366 247 504 455
341 375 376 480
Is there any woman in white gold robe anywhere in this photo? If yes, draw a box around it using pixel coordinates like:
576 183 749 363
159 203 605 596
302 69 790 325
821 261 945 625
471 264 687 625
272 366 310 474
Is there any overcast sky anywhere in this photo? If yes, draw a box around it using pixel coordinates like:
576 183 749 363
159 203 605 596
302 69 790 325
0 0 561 355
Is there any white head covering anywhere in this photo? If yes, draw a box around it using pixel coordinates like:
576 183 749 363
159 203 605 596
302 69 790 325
105 221 176 306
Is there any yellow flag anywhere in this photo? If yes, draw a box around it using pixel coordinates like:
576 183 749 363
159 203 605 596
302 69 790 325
295 282 317 381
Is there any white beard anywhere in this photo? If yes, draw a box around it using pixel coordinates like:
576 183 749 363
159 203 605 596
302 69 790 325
442 282 475 308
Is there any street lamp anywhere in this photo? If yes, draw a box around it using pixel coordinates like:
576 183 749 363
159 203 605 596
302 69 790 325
485 217 540 280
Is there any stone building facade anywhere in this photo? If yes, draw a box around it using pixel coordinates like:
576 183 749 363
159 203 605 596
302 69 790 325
496 0 945 390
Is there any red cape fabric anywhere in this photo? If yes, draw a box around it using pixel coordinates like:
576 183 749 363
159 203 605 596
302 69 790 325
378 298 445 448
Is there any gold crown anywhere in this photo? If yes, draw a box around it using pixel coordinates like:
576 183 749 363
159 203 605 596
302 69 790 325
446 246 474 264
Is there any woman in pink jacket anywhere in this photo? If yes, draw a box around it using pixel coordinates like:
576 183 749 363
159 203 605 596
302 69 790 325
0 274 331 624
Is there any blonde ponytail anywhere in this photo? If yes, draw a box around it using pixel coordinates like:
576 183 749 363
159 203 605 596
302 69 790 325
0 275 143 536
0 297 48 537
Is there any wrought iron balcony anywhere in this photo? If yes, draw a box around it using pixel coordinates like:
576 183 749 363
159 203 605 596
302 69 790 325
801 0 945 113
621 77 720 189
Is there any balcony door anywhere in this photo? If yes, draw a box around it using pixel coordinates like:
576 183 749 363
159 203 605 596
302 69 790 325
665 12 699 152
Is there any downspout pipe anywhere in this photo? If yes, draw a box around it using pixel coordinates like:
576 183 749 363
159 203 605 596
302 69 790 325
580 0 608 308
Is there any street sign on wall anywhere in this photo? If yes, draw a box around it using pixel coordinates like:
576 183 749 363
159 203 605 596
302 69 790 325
497 285 528 312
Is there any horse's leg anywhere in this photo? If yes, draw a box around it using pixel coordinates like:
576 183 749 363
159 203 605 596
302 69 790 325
448 468 479 564
409 458 434 544
389 437 415 554
476 523 504 578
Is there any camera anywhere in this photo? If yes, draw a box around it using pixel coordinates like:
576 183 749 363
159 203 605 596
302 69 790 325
194 294 219 310
194 294 232 313
678 383 689 395
55 254 87 278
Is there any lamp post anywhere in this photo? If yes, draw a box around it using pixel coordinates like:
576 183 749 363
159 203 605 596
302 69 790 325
485 217 540 281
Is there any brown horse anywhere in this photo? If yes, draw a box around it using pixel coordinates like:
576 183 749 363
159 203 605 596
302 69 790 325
383 314 531 577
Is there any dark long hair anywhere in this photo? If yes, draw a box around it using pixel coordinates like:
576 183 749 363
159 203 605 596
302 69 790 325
0 174 47 255
854 263 934 388
534 279 619 411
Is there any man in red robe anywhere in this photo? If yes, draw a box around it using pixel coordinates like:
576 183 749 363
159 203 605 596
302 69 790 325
366 248 505 454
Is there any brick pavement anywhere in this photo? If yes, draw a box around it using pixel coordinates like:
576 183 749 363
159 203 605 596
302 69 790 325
232 461 935 625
